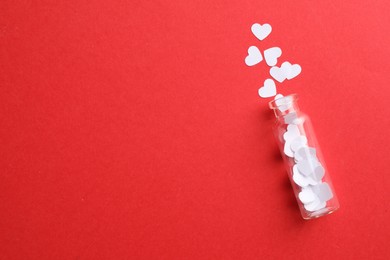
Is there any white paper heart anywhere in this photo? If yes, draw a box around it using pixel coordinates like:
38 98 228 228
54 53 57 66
283 124 300 141
245 46 263 66
270 66 286 83
258 79 276 98
281 61 292 75
312 164 325 181
285 63 302 80
294 147 317 162
313 201 326 211
270 61 302 82
251 23 272 41
264 47 282 67
312 182 333 202
281 61 302 80
297 159 314 176
283 124 302 157
275 94 283 100
297 158 320 177
290 135 308 152
293 165 309 187
284 112 298 124
299 188 316 204
275 94 290 112
293 166 318 187
306 176 318 185
304 196 321 212
284 140 294 158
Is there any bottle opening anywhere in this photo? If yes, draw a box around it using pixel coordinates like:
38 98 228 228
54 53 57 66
269 94 299 119
269 94 298 110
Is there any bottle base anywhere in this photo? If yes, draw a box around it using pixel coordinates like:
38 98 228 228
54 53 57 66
302 206 339 220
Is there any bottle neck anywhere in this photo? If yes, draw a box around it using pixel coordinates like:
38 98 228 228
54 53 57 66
269 94 300 122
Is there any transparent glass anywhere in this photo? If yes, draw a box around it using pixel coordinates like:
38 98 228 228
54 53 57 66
269 94 339 219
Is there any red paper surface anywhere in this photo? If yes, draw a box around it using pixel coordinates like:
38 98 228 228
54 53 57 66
1 1 390 259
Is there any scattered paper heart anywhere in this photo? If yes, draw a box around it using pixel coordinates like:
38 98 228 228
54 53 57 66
270 61 302 82
270 65 286 83
245 46 263 66
251 23 272 41
258 79 276 98
264 47 282 67
245 23 303 100
284 62 302 80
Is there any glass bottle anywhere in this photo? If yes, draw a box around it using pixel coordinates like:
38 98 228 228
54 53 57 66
269 94 339 219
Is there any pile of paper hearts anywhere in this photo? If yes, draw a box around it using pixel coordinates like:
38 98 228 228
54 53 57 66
283 123 333 212
245 23 302 98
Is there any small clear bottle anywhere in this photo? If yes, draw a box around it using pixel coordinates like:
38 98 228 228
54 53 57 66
269 94 339 219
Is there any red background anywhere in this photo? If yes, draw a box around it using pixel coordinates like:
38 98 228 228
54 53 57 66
1 1 390 259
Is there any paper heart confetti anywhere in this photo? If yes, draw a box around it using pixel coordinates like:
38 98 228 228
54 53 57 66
301 183 332 212
293 165 318 187
298 187 316 204
292 165 309 187
270 61 302 83
264 47 282 67
283 62 302 80
312 183 333 202
245 46 263 66
294 147 317 162
297 159 319 176
290 135 308 152
312 164 325 181
258 79 276 98
251 23 272 41
283 124 300 142
284 137 299 157
285 123 332 212
304 196 323 211
274 94 284 100
296 182 333 212
299 186 327 211
274 94 290 112
284 112 298 124
245 23 303 99
270 66 286 83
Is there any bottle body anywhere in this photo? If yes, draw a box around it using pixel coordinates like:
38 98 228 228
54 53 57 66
269 95 339 219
